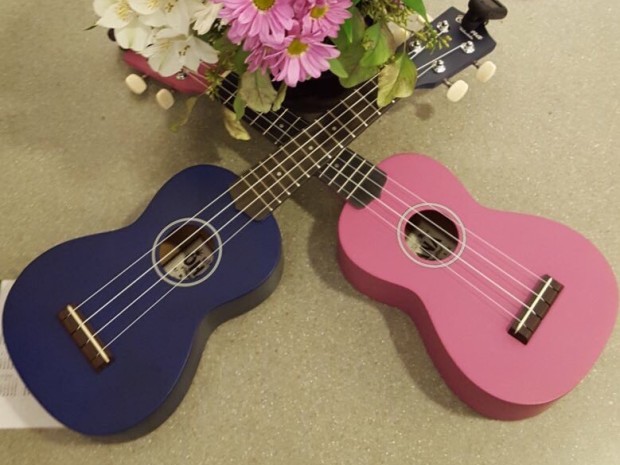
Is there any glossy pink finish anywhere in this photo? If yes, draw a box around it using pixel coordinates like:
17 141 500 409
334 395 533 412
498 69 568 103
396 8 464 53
338 154 618 419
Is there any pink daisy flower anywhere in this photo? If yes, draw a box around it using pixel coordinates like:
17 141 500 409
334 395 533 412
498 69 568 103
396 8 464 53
217 0 295 43
266 28 340 86
243 35 274 73
300 0 352 38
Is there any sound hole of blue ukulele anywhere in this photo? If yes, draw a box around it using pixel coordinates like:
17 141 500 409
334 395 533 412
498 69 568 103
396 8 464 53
153 220 220 287
405 210 459 262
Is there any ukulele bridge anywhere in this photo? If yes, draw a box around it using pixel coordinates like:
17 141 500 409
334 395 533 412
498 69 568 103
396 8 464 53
58 305 113 371
508 275 564 344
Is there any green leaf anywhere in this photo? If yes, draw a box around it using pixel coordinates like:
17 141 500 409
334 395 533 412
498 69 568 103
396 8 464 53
329 58 349 78
337 42 379 88
223 107 251 141
233 92 246 120
361 22 395 67
232 48 249 75
239 70 277 113
348 7 366 43
170 97 198 133
334 7 365 48
403 0 427 19
377 52 417 108
272 82 287 112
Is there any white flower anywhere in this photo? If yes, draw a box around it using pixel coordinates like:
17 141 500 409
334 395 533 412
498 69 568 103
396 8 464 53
93 0 152 51
128 0 201 34
193 2 223 35
143 28 219 76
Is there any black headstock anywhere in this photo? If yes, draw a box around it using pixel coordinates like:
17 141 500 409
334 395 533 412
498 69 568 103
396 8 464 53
410 5 505 100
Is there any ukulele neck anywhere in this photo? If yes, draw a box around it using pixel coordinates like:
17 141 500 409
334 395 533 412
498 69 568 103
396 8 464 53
219 77 387 212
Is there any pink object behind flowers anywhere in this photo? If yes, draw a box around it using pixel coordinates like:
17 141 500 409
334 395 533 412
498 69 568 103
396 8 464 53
216 0 351 86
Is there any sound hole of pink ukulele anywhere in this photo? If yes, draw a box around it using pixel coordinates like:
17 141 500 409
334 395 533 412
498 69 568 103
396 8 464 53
398 203 466 268
151 219 222 287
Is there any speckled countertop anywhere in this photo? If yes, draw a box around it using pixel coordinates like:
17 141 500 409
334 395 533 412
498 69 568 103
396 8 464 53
0 1 618 464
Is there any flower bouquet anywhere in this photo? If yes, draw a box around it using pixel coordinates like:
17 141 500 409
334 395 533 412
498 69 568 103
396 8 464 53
93 0 445 126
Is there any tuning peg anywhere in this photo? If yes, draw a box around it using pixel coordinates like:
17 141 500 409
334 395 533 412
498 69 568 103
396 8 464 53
462 0 508 31
415 13 434 24
474 61 497 82
125 74 148 95
155 88 175 110
445 79 469 102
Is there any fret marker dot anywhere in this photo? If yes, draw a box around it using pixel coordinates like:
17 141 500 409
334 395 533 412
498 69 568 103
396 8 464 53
276 171 282 177
308 145 314 150
278 124 284 128
331 126 337 131
334 163 341 168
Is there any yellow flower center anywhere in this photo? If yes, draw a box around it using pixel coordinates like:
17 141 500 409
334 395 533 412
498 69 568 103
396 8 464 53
310 5 329 19
287 38 308 56
115 0 133 21
253 0 275 11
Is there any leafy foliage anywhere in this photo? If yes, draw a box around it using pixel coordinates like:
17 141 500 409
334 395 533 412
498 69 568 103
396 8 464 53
377 51 417 108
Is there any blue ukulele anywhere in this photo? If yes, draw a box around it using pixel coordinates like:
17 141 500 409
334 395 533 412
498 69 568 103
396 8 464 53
2 78 399 438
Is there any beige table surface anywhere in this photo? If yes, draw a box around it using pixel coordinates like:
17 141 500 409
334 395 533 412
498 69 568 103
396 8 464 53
1 1 619 464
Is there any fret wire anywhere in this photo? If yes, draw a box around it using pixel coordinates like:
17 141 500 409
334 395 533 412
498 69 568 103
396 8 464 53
346 159 375 200
338 154 366 194
262 110 285 136
273 109 304 146
238 176 275 212
179 73 381 215
213 50 398 196
251 161 291 195
244 170 283 203
327 151 356 187
260 149 302 187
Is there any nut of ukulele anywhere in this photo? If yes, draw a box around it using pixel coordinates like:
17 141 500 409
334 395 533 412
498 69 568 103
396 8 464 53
475 60 497 83
125 74 148 95
156 88 175 110
445 79 469 102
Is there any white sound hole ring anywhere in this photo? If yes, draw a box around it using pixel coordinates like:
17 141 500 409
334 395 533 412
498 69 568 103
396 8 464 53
151 218 223 287
397 203 466 269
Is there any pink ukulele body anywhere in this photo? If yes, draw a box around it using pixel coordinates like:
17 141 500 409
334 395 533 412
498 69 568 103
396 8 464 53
338 153 618 419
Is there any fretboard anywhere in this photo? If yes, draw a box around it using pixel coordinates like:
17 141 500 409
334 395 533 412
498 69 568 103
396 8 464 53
219 75 388 212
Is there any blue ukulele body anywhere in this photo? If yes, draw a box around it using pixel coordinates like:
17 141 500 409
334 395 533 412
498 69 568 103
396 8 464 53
2 165 282 438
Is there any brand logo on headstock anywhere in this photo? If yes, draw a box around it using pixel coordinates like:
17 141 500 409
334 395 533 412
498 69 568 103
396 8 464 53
455 15 484 41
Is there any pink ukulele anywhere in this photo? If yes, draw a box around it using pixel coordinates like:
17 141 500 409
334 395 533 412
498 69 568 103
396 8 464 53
330 153 618 419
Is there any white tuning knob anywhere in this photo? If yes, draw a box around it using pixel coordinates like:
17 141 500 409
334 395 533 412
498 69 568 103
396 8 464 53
156 89 175 110
125 74 147 95
446 80 469 102
416 13 434 24
475 61 497 83
405 13 434 32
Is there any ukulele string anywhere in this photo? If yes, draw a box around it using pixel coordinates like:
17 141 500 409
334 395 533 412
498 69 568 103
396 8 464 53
90 78 388 337
99 91 389 347
91 27 483 338
237 95 546 295
77 69 385 328
211 85 541 311
213 105 547 315
325 177 520 321
303 144 533 313
105 148 520 352
103 84 537 348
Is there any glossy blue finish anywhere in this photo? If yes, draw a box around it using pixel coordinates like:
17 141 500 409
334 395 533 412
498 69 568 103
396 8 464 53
2 165 282 437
